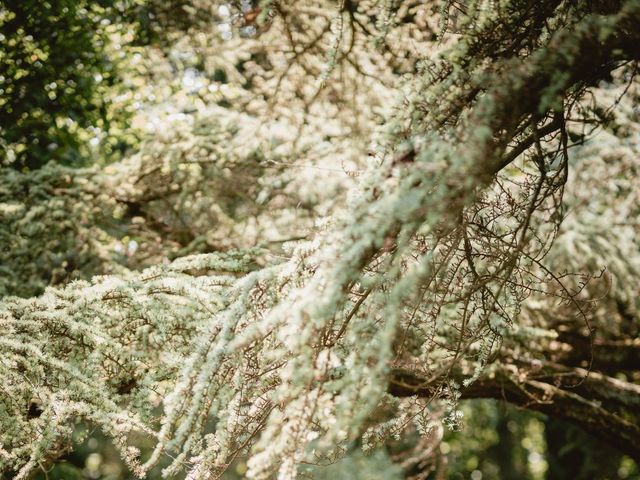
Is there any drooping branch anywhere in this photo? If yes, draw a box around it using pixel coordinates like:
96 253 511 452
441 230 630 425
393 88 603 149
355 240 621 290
469 1 640 177
389 361 640 462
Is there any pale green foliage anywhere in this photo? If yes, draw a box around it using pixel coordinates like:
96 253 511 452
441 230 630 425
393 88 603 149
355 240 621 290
0 164 119 297
0 251 256 476
526 74 640 338
2 1 640 479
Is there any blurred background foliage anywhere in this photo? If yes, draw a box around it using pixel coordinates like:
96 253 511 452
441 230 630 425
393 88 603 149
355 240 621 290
0 0 138 168
2 0 639 479
0 0 221 169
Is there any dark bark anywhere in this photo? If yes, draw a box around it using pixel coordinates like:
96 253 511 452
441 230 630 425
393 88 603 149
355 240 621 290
553 331 640 373
389 361 640 462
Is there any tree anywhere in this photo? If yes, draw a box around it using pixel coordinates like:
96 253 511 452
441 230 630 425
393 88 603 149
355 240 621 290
0 0 128 168
1 1 640 479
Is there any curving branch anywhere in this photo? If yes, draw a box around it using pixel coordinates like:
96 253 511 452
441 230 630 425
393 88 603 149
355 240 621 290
389 360 640 462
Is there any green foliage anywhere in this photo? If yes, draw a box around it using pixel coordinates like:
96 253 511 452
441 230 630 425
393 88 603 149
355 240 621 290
443 401 547 480
0 1 127 168
301 449 403 480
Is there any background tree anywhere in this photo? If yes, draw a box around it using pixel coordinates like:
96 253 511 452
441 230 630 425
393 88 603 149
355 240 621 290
0 0 140 168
